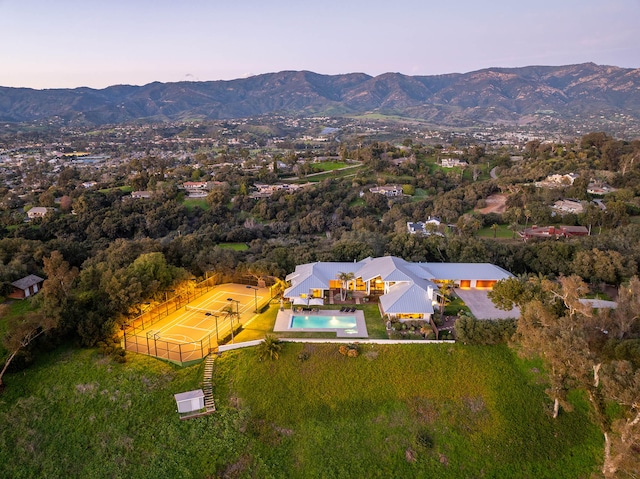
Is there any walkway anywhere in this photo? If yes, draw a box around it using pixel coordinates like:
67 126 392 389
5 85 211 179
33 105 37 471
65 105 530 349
454 288 519 319
202 354 216 413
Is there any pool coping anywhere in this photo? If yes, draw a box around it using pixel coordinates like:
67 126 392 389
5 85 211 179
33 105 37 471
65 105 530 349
273 308 369 338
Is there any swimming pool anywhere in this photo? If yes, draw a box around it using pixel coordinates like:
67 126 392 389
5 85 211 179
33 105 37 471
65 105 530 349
290 314 357 329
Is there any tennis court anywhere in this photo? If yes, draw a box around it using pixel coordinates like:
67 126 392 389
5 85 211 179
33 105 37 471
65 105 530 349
124 283 271 364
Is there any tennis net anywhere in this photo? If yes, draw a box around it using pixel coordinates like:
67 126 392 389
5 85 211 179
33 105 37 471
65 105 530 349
185 305 219 315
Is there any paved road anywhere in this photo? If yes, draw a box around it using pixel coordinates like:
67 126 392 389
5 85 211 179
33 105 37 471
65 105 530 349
454 288 519 320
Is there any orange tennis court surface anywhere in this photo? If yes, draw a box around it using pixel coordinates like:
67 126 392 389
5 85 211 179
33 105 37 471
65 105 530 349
124 283 271 363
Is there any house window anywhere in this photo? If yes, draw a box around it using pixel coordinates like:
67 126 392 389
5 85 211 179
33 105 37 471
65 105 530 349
370 277 384 293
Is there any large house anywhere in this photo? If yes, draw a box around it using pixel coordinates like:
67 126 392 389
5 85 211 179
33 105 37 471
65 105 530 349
284 256 512 322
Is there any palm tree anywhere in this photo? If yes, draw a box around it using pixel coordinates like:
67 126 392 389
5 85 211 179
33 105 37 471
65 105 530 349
491 223 499 238
256 334 283 361
337 271 355 301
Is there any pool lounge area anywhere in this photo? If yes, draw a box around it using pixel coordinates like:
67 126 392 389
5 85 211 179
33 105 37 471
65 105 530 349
274 308 369 338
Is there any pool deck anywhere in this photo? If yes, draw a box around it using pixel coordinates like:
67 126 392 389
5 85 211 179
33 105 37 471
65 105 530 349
274 308 369 338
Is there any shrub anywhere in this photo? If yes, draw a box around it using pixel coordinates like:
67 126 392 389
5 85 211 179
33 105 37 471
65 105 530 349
339 343 360 357
426 332 437 340
256 334 283 361
416 430 434 449
219 325 244 345
454 315 517 345
297 351 310 362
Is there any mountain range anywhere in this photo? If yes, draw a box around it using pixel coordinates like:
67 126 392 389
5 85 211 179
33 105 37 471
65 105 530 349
1 63 640 127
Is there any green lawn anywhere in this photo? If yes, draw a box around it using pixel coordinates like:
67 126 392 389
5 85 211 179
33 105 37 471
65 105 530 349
477 224 517 239
311 161 348 172
98 185 133 194
217 243 249 251
1 299 39 358
411 188 429 200
216 343 601 478
444 296 472 316
0 344 602 478
182 198 210 211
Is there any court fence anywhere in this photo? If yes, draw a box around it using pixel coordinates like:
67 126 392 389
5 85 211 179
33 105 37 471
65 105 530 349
123 276 222 365
122 276 268 366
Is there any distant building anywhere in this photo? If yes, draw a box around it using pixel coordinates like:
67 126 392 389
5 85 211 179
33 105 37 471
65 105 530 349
407 217 442 235
130 191 152 199
26 206 51 220
9 274 45 300
520 225 589 240
250 183 302 199
369 185 403 197
553 199 584 214
587 182 615 195
440 158 468 168
535 173 578 188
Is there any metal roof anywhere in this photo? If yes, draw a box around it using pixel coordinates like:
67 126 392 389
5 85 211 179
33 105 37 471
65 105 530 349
423 263 512 281
174 389 204 402
379 283 435 314
284 257 513 315
11 274 45 290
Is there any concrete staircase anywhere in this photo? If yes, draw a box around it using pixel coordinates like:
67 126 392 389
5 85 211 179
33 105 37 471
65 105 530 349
202 354 216 412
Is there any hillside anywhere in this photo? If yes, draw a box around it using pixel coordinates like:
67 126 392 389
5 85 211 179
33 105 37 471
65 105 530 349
0 344 602 478
1 63 639 127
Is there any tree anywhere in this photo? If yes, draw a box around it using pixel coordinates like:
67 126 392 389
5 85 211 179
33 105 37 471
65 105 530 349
513 275 640 476
337 271 355 301
1 311 56 387
41 251 79 326
572 248 636 286
256 334 282 361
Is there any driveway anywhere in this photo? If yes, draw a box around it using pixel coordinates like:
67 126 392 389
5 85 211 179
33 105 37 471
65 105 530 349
454 289 520 320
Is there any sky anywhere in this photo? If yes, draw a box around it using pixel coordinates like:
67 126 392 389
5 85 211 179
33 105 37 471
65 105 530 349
1 0 639 90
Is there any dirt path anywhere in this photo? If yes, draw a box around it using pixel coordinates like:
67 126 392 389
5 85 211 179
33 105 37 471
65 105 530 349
477 194 507 214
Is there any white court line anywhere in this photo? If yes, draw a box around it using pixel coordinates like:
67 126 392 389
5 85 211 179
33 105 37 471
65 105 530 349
149 287 267 338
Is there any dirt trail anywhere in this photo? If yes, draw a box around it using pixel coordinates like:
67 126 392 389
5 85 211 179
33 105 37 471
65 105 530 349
477 194 507 214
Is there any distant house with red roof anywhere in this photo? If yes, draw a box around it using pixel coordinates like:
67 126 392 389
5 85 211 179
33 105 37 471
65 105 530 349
520 225 589 240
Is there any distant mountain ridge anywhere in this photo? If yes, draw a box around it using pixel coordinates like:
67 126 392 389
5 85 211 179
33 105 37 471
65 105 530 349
1 63 640 126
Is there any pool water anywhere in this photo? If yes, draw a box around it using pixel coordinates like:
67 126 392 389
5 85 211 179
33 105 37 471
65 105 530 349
290 314 357 329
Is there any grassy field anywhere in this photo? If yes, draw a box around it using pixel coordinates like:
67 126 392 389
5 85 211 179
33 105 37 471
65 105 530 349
181 198 210 211
1 299 39 358
477 224 518 239
98 185 133 194
311 161 348 172
217 243 249 251
219 344 602 478
0 343 602 478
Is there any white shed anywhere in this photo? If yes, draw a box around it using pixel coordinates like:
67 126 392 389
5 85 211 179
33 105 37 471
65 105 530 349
174 389 205 415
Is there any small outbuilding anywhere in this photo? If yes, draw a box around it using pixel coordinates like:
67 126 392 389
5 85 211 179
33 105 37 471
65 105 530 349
9 274 45 300
174 389 205 418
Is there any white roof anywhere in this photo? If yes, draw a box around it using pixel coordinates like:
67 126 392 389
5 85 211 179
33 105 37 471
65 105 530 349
379 283 434 315
174 389 204 402
284 256 513 316
423 263 512 281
